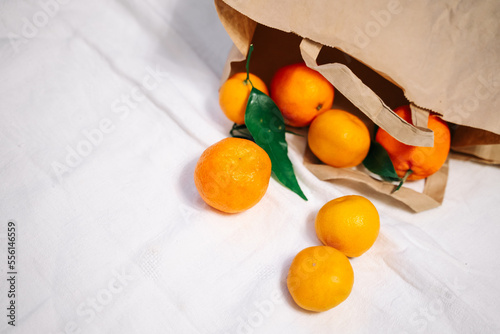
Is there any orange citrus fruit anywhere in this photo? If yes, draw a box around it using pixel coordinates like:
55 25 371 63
219 72 269 125
308 109 371 168
287 246 354 312
270 63 334 127
194 137 272 213
375 105 451 181
315 195 380 258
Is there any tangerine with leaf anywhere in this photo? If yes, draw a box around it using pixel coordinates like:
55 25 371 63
375 105 450 181
219 72 269 125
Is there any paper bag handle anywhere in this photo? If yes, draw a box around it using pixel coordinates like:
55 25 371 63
300 38 434 147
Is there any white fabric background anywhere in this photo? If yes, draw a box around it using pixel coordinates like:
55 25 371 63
1 0 500 333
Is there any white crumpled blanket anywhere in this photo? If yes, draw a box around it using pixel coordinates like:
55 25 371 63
1 0 499 333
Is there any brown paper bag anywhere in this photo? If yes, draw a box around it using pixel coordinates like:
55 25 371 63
214 0 500 211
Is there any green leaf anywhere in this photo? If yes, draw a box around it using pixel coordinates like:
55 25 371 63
362 141 401 182
245 88 308 201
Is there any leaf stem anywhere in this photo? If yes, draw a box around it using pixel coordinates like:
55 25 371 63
393 169 413 193
245 44 254 88
229 123 254 141
285 129 304 137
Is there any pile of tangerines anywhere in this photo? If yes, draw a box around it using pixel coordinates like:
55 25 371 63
193 60 451 312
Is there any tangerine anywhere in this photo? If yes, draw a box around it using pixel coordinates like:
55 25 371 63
270 63 334 127
308 109 371 168
315 195 380 258
287 246 354 312
194 137 272 213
